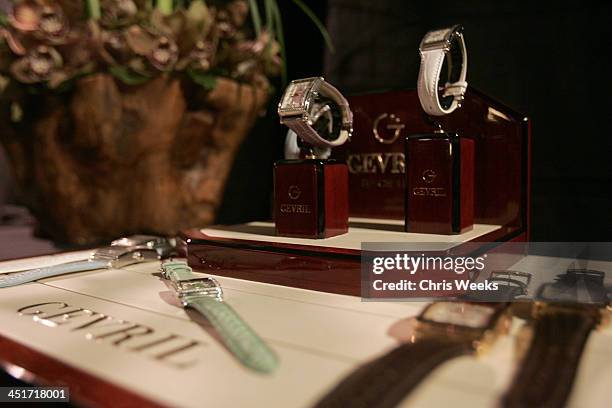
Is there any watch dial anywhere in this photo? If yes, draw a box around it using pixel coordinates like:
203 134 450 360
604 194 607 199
421 302 496 329
281 80 312 111
423 28 451 45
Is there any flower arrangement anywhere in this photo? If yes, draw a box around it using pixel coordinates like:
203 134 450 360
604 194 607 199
0 0 328 92
0 0 331 244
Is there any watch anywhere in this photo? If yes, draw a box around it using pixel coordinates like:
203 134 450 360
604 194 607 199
278 77 353 148
315 302 510 408
161 259 279 374
284 101 334 159
501 269 610 408
417 25 468 116
0 235 175 288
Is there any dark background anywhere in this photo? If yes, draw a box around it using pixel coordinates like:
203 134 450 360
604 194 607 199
219 0 612 241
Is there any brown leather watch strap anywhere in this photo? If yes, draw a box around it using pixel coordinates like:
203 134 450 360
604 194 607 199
315 337 473 408
502 308 598 408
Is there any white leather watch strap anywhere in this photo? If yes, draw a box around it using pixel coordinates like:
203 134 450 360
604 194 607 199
417 30 468 116
284 115 349 149
284 130 331 160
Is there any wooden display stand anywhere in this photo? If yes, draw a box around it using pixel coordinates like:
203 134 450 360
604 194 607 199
180 89 530 296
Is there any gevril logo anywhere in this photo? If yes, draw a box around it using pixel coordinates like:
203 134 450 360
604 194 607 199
280 185 311 214
347 111 406 175
288 185 302 200
347 152 405 174
17 301 206 369
413 169 446 197
373 113 405 145
279 204 312 214
413 187 446 197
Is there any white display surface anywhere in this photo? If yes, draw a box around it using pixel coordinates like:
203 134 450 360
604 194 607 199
0 253 609 408
203 218 502 251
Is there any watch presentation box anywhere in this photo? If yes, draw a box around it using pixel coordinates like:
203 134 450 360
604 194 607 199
405 133 474 234
274 159 348 239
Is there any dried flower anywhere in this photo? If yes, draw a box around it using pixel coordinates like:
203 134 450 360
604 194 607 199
101 0 139 28
37 5 69 42
148 36 178 71
9 1 40 32
10 45 63 83
0 0 286 90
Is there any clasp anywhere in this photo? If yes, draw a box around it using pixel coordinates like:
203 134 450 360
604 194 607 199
170 277 223 304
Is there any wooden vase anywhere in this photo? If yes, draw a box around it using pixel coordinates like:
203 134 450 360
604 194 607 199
0 74 269 244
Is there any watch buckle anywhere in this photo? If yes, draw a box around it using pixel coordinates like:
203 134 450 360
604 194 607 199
91 235 176 268
170 277 223 304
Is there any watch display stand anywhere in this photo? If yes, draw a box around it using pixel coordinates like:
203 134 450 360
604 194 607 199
180 88 530 296
273 159 348 239
405 133 474 234
333 88 530 245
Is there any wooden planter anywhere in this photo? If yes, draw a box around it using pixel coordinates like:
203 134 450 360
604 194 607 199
0 74 269 244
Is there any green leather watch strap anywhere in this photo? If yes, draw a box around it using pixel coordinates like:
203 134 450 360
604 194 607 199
161 259 278 374
162 260 195 281
187 296 279 373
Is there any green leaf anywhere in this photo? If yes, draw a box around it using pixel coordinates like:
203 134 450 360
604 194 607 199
157 0 173 15
270 0 287 85
109 66 151 86
264 0 274 30
247 0 262 37
289 0 335 53
188 70 218 90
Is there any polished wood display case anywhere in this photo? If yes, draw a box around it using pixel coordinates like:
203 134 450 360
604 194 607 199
180 88 530 296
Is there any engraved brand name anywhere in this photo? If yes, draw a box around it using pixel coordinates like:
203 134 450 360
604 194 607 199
347 153 405 175
18 302 206 369
279 204 312 214
412 187 447 197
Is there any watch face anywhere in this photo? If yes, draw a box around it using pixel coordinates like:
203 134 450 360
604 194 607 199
420 25 462 50
423 28 451 45
279 78 317 115
420 302 496 329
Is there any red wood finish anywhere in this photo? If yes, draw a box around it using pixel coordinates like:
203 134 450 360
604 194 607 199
274 160 348 239
0 334 164 408
334 88 530 241
460 137 475 232
323 163 349 237
180 227 528 297
405 134 474 234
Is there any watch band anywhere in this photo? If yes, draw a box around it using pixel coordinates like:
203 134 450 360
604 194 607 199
0 259 108 288
285 102 334 159
0 235 175 288
189 296 278 373
417 25 468 116
161 260 279 373
315 337 473 408
502 307 598 408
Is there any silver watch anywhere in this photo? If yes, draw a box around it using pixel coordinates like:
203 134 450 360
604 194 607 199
278 77 353 148
417 25 468 116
